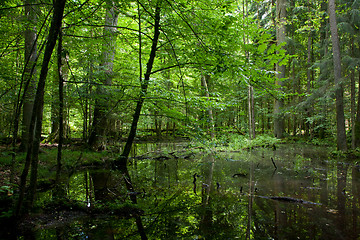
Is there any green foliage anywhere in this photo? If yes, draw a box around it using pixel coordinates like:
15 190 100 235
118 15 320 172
2 1 360 235
216 133 280 151
0 185 12 195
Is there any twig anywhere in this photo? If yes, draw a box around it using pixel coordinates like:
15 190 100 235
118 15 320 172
271 157 277 169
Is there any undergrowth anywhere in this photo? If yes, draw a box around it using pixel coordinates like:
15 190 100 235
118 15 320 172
189 133 281 152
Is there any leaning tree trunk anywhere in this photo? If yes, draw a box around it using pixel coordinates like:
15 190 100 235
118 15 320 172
115 5 161 169
112 6 160 239
328 0 347 151
274 0 286 139
16 0 66 216
88 2 119 150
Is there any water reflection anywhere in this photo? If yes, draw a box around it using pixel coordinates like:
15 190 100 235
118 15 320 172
16 144 360 239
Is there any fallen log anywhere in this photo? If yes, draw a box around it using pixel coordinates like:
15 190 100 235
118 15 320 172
258 195 321 205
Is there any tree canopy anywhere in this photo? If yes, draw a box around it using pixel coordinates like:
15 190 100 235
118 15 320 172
0 0 359 156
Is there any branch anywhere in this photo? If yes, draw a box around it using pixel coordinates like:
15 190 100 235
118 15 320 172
63 0 92 18
164 0 211 51
64 24 152 40
0 2 51 11
150 62 212 75
63 1 105 29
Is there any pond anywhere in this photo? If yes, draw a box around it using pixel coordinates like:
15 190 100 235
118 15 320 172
11 144 360 239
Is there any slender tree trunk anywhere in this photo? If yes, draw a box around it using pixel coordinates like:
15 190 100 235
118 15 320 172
10 0 38 187
351 68 355 149
292 60 298 136
88 2 119 150
318 0 328 139
114 6 154 238
49 37 68 144
242 0 255 139
55 30 64 187
20 0 38 151
115 5 161 169
305 22 313 138
248 85 255 139
16 0 66 216
274 0 286 139
350 40 356 149
201 75 215 139
354 69 360 148
328 0 347 151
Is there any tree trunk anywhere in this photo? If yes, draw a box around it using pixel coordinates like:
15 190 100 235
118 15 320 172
115 5 161 169
274 0 286 139
201 74 215 139
318 0 328 139
88 2 119 150
16 0 66 216
350 40 356 149
248 85 255 139
351 68 355 149
354 70 360 148
20 0 38 152
305 19 313 138
328 0 347 151
55 30 65 189
49 34 68 144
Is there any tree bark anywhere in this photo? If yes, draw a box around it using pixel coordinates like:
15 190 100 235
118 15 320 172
318 0 328 139
88 2 119 150
55 30 65 188
328 0 347 151
115 5 161 169
20 0 38 151
354 70 360 148
274 0 286 139
350 40 356 149
305 17 313 138
351 67 355 149
248 85 255 139
16 0 66 216
201 74 215 139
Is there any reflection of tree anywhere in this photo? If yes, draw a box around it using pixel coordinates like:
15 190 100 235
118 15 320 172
246 161 254 239
336 162 348 233
199 154 215 238
352 165 360 238
154 159 167 187
320 162 328 205
85 171 92 207
91 170 113 201
153 158 179 188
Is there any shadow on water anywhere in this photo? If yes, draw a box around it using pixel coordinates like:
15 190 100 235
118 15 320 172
10 143 360 239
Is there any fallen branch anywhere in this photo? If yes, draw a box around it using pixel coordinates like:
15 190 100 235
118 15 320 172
258 195 321 205
271 157 277 169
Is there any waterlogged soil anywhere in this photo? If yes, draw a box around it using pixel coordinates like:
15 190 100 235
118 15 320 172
5 143 360 239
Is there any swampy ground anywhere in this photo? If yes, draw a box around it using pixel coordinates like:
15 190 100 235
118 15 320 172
1 140 360 239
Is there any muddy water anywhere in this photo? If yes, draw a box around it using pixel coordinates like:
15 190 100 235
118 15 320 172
20 144 360 239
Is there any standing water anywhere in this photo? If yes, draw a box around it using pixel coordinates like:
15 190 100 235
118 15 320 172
10 144 360 239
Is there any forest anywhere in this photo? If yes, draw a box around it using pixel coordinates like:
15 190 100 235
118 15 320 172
1 0 360 239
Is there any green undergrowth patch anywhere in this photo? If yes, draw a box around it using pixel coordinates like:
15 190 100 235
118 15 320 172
36 148 114 170
190 134 282 152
